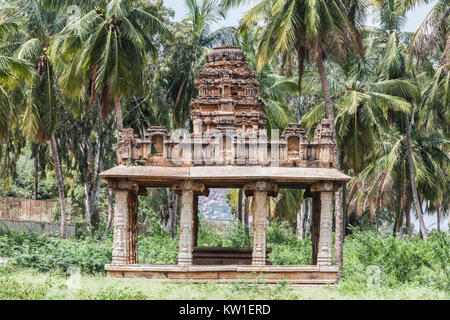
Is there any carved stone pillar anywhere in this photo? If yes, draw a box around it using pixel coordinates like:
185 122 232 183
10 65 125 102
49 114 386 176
311 182 335 266
109 181 139 265
244 181 278 265
193 194 199 248
173 181 207 265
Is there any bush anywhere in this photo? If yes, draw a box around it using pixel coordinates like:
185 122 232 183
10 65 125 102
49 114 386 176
0 228 112 274
341 227 450 291
80 286 148 300
197 220 251 247
1 223 448 293
0 278 51 299
138 234 178 264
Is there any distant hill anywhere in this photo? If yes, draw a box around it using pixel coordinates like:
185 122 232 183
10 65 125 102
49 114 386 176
198 189 234 220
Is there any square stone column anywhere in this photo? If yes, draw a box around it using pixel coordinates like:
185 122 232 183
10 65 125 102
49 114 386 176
310 192 321 265
179 188 194 265
244 181 278 265
252 190 267 265
109 181 139 265
311 182 336 266
173 181 207 265
193 194 199 248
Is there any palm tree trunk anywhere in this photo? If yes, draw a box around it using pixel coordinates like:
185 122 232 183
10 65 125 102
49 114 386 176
396 211 403 236
169 191 178 239
393 217 398 237
104 188 114 238
238 188 243 223
375 210 379 234
244 196 249 239
317 52 344 269
403 114 428 240
297 47 305 95
114 98 123 131
305 198 312 237
50 134 67 238
33 152 38 200
436 201 441 233
302 199 309 237
297 201 305 240
83 134 103 232
296 206 302 239
84 182 93 229
406 207 412 238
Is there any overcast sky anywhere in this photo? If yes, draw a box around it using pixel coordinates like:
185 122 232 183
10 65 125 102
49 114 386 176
161 0 447 232
163 0 437 33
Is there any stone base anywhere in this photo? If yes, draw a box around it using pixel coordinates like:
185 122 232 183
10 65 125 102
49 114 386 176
105 264 339 287
192 246 272 265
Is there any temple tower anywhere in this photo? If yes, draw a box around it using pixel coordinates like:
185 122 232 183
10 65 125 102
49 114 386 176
191 45 266 134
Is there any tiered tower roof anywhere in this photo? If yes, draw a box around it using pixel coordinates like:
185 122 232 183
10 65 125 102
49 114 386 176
190 45 266 134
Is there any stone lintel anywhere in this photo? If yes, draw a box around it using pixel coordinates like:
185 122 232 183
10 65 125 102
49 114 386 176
108 180 139 192
310 181 336 193
172 180 208 196
243 180 278 197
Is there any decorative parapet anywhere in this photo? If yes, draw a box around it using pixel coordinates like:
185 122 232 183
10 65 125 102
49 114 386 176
117 126 170 166
116 119 335 169
116 45 335 169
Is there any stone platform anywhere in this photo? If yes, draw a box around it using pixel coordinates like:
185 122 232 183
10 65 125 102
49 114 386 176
105 264 339 287
192 246 272 265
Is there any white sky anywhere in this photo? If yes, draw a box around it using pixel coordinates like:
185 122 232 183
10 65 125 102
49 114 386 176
161 0 447 232
163 0 437 32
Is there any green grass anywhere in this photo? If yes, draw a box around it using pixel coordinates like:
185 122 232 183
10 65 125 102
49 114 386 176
0 266 447 300
0 224 449 299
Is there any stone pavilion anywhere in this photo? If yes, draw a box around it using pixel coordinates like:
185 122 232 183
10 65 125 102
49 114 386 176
100 45 350 286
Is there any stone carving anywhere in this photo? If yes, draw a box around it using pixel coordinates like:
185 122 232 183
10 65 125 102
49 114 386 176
172 181 207 265
252 190 267 265
117 126 169 166
310 182 335 266
178 189 194 265
111 186 138 265
104 45 350 283
317 191 333 266
114 45 335 168
191 45 266 134
112 191 128 264
244 181 278 265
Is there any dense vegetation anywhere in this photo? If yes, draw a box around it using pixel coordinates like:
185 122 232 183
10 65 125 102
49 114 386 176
0 0 447 240
0 0 448 300
1 224 449 295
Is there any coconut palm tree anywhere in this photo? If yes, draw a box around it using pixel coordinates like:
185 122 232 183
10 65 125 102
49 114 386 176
8 0 71 237
50 0 172 131
379 33 431 239
0 5 35 189
301 51 415 157
348 117 448 236
397 0 449 67
235 28 296 131
228 0 375 268
0 7 34 139
417 65 449 135
167 0 236 128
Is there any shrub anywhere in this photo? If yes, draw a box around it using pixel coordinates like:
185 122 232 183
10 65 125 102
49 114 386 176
138 234 178 264
0 278 51 300
1 223 448 293
0 228 112 274
341 227 450 291
80 286 148 300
